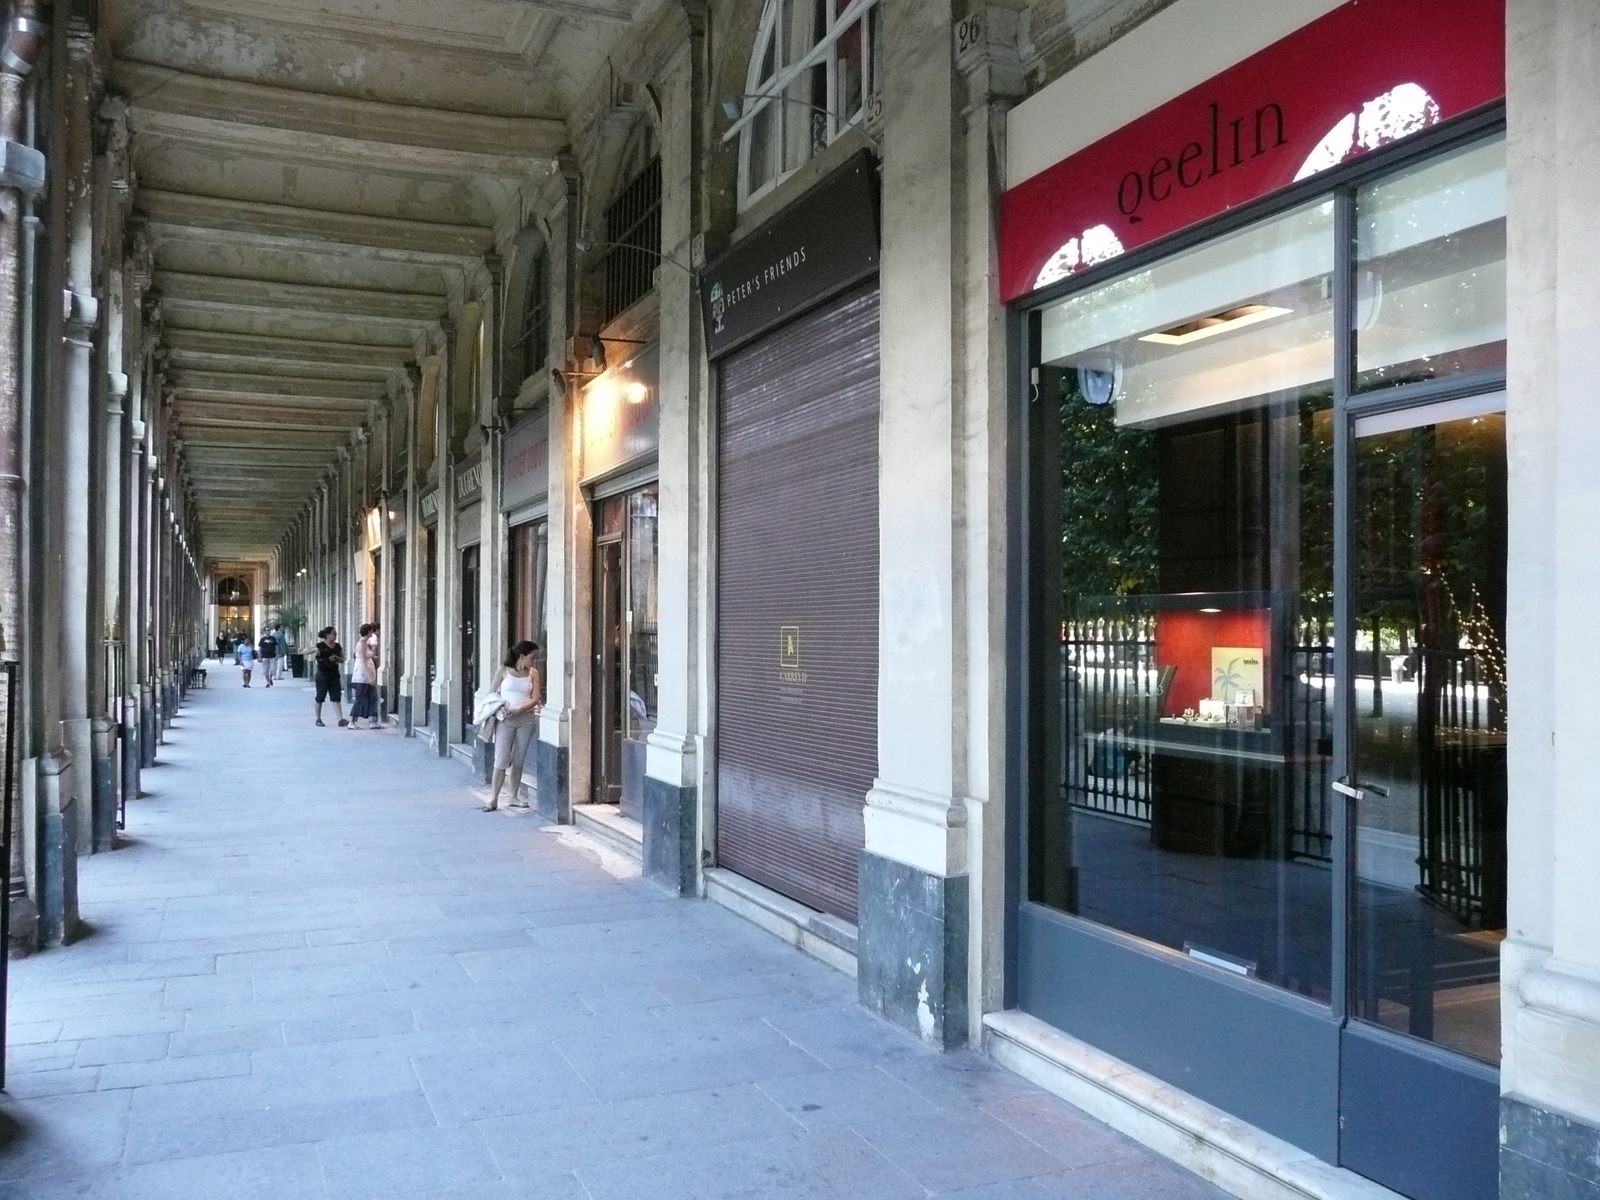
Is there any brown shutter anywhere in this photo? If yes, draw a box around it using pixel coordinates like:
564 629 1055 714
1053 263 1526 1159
715 283 879 923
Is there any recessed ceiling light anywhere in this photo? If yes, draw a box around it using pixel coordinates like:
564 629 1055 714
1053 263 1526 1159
1140 304 1294 346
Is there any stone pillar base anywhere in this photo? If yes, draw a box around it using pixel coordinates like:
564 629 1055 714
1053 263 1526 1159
535 738 569 823
857 850 968 1049
34 755 78 947
472 736 492 784
1501 1096 1600 1198
122 711 141 803
91 717 117 853
642 776 696 896
400 695 413 737
434 700 450 757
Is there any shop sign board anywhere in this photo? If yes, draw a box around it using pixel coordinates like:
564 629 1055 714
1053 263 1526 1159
387 495 407 541
581 343 660 484
501 410 549 512
455 456 483 505
701 151 879 360
998 0 1505 301
419 486 440 525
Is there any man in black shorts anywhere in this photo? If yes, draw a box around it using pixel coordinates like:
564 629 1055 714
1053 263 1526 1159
312 626 348 727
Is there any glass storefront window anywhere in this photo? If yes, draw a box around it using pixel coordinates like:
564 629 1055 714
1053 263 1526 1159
1355 137 1506 391
627 486 659 740
1352 402 1507 1062
509 520 549 684
1033 200 1337 1002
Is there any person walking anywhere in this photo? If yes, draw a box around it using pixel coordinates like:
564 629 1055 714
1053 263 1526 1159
312 626 347 727
238 634 255 687
481 640 541 811
256 627 280 687
349 622 380 729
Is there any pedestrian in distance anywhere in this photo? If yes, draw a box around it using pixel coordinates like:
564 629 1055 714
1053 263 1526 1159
312 626 348 727
239 635 255 687
349 622 380 729
256 628 280 687
480 640 541 811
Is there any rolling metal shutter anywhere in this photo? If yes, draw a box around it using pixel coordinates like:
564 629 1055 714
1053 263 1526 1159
716 282 879 923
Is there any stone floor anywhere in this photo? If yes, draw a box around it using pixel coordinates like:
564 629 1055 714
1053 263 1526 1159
0 662 1229 1200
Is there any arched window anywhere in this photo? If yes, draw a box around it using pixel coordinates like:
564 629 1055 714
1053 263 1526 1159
216 576 251 606
734 0 880 209
521 247 550 381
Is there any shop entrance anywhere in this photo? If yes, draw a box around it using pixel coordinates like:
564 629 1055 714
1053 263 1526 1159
1018 133 1507 1200
459 544 479 743
590 486 658 817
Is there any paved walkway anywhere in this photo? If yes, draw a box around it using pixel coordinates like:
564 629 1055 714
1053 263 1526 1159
0 662 1227 1200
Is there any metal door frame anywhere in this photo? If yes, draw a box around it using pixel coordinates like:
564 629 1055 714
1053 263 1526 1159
1005 108 1508 1189
593 527 625 804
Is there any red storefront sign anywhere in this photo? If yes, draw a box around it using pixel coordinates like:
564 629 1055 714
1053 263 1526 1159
999 0 1505 302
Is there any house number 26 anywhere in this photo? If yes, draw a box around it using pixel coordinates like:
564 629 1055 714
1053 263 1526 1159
954 13 985 59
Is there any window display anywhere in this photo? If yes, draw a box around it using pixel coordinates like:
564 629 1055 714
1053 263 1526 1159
1032 199 1337 1000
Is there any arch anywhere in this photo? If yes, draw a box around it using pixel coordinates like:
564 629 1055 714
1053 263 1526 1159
215 575 251 606
501 226 553 390
735 0 880 209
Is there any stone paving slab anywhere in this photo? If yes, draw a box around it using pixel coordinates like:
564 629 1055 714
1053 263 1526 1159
0 664 1230 1199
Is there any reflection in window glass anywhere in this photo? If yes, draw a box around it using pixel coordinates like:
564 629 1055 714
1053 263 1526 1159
1352 408 1506 1062
1356 137 1506 390
627 485 659 740
1033 201 1336 1002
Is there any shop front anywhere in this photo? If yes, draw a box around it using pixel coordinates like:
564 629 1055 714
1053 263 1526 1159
455 456 483 752
580 346 659 819
418 485 439 739
1003 3 1506 1198
502 409 550 802
386 495 406 721
701 153 880 924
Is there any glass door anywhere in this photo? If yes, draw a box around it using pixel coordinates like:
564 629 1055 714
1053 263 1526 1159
594 532 625 805
459 545 479 743
1337 396 1506 1200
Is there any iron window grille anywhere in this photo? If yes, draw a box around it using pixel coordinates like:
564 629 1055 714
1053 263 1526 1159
599 157 662 329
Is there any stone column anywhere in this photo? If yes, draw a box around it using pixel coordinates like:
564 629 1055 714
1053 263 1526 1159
642 5 708 895
857 0 970 1048
435 319 458 754
536 169 581 821
1501 0 1600 1194
401 366 421 735
58 22 99 857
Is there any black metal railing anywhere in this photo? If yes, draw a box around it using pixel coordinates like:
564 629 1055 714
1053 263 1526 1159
1062 614 1159 823
598 157 662 327
1417 649 1506 929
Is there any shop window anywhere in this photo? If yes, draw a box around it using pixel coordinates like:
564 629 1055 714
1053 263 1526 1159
1355 137 1506 390
508 520 549 679
1033 199 1339 1002
735 0 881 210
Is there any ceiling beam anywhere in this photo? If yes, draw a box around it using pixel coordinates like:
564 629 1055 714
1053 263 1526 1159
139 191 492 262
115 61 567 164
169 371 389 403
156 273 446 324
163 330 408 370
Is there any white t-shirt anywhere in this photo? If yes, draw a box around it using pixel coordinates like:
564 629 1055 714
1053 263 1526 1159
350 634 377 684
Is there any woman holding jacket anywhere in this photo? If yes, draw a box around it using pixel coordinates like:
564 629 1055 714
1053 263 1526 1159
480 640 541 811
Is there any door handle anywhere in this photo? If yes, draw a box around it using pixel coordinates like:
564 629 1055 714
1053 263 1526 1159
1332 777 1389 801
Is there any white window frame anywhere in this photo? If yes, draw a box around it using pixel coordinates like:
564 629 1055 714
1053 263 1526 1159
731 0 880 211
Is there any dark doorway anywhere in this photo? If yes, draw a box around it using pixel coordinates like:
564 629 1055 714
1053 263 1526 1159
459 544 479 743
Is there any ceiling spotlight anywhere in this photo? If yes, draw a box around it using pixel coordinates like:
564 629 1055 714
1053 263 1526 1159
721 98 741 122
575 237 594 253
1140 304 1293 347
590 335 607 372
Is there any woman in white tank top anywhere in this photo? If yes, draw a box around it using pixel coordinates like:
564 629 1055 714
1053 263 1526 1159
483 640 541 811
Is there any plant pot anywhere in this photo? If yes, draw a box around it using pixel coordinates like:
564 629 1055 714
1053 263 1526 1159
288 652 307 678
